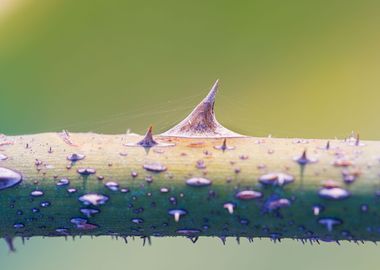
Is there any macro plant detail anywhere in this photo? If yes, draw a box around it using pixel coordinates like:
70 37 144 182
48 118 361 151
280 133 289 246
0 80 378 251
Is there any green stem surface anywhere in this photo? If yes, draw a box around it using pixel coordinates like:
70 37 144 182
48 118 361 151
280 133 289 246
0 132 379 243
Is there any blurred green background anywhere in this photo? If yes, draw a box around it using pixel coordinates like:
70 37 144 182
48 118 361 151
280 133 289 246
1 0 380 269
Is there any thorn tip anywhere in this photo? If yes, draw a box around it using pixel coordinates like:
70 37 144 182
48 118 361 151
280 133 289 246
161 80 244 138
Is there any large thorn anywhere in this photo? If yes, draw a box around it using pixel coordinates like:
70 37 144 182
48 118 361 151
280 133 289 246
161 80 244 138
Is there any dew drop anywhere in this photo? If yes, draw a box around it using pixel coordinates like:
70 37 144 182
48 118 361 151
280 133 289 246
56 178 70 186
30 190 44 197
318 187 350 200
79 193 109 206
77 168 96 176
13 223 25 229
168 209 187 222
160 187 170 193
131 218 144 224
186 177 212 187
70 217 87 225
0 154 8 160
67 188 77 194
0 167 22 190
312 205 324 216
235 190 262 200
267 198 291 211
196 160 206 169
67 153 85 162
318 217 342 232
105 181 119 191
258 173 294 186
333 159 353 167
55 228 69 235
143 163 167 173
176 229 201 236
223 202 235 214
80 208 100 217
40 201 50 207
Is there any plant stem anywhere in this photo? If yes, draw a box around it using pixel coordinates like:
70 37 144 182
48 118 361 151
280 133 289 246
0 81 378 247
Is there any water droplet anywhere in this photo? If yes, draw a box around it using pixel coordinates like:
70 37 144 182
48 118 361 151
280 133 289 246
131 171 138 178
312 205 324 216
70 217 88 225
239 218 249 225
13 223 25 229
361 204 369 212
0 167 22 190
322 179 340 188
318 187 350 200
342 169 360 184
160 187 170 193
196 160 206 169
223 202 235 214
105 181 119 191
186 177 212 187
55 228 69 235
67 153 85 162
67 188 77 193
333 159 353 167
259 173 294 186
318 217 342 232
79 193 109 206
77 168 96 176
235 190 262 200
239 155 249 160
30 190 44 197
70 217 98 230
131 218 144 224
57 178 70 186
176 229 201 236
77 223 98 230
143 163 167 173
0 154 8 160
40 201 50 207
168 209 187 222
80 208 100 217
267 198 291 211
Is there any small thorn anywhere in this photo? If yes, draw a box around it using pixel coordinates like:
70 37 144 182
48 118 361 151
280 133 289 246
161 80 244 138
188 236 199 243
355 133 360 146
142 236 151 246
123 237 128 244
4 237 16 252
294 149 317 165
214 138 235 151
137 126 157 148
219 236 227 245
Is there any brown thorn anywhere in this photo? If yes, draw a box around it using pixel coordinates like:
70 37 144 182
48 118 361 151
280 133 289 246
355 133 360 146
161 80 244 138
137 126 158 148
